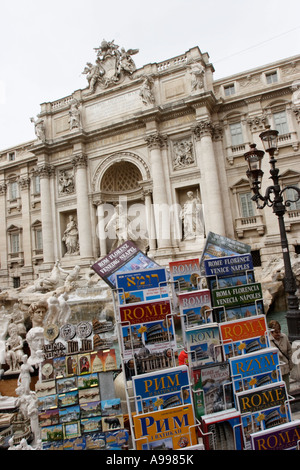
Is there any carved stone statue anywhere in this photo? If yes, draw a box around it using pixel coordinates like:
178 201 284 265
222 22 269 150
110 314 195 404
5 323 24 373
69 98 81 130
82 39 139 91
180 191 204 240
28 300 48 328
105 204 137 250
62 215 80 255
188 61 205 92
17 354 34 396
57 263 81 290
10 302 26 337
30 116 46 142
26 327 44 367
33 260 61 291
139 76 155 106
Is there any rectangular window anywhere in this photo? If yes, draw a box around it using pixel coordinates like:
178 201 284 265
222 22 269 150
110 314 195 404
224 84 235 96
230 122 243 146
266 71 278 84
285 184 300 211
274 111 289 135
36 229 43 250
239 192 255 218
33 175 40 194
11 233 19 254
8 152 15 161
10 181 18 200
13 277 20 288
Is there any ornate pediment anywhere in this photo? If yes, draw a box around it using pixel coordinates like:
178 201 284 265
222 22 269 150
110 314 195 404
82 39 139 93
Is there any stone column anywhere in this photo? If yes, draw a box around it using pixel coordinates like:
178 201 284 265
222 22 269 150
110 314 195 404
145 133 171 249
72 154 93 260
143 189 156 251
38 163 55 264
0 182 8 270
19 176 32 267
95 201 107 257
193 121 226 236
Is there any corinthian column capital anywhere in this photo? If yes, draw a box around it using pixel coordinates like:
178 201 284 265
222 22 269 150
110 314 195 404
145 133 168 149
72 154 88 169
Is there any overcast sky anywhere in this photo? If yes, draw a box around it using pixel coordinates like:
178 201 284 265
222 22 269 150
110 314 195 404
0 0 299 151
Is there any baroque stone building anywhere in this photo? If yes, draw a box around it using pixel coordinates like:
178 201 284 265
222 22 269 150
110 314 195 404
0 41 300 290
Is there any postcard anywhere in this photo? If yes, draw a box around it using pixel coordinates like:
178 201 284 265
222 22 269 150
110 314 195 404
77 373 99 390
192 362 233 418
59 405 80 424
250 420 300 450
81 415 103 433
56 376 78 394
229 347 282 398
63 421 81 440
52 356 67 378
40 424 64 442
78 388 100 404
178 289 213 328
119 298 172 326
65 355 78 376
37 394 58 412
184 323 223 366
57 390 79 408
132 365 191 414
80 400 102 419
169 258 201 294
101 398 122 416
102 414 124 432
133 404 197 450
219 315 270 359
116 267 169 304
38 408 60 427
92 240 159 288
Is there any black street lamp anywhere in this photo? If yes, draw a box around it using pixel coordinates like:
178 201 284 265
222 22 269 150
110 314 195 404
244 126 300 342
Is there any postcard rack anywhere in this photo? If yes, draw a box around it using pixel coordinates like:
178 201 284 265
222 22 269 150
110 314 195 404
111 278 202 451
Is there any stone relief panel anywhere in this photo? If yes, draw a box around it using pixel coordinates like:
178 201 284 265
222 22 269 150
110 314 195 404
172 138 195 170
58 169 75 196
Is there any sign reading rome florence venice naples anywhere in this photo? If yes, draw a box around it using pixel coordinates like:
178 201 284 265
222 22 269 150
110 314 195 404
92 241 159 288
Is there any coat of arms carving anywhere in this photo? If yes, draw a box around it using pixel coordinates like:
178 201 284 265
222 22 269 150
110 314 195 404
82 39 139 93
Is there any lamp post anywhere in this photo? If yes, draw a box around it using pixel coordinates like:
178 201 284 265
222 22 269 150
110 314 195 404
244 126 300 342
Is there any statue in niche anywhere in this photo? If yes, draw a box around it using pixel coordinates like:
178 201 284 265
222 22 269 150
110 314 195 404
58 169 75 195
30 115 46 142
139 76 155 105
68 98 81 130
180 190 204 240
106 204 137 251
188 61 205 92
173 140 194 169
5 322 24 373
62 215 80 255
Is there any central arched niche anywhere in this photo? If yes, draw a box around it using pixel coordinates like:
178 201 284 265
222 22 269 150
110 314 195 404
101 161 142 193
100 160 149 252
